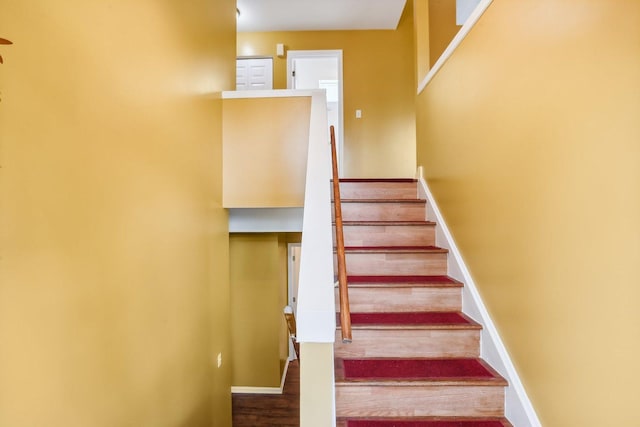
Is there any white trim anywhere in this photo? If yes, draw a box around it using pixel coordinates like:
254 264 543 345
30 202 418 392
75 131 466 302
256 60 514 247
236 55 273 60
297 90 336 343
286 50 345 174
228 208 303 232
295 90 336 343
231 359 291 395
293 90 337 425
417 0 493 94
416 172 542 427
230 386 283 395
222 89 315 99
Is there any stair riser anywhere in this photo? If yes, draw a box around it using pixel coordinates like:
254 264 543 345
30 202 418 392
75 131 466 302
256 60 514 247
338 202 427 222
340 287 462 312
334 329 480 358
341 224 436 247
343 253 448 276
337 182 418 200
335 385 505 418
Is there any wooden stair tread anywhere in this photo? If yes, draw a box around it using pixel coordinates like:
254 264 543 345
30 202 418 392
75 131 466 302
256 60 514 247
338 198 426 203
340 220 436 226
337 312 481 330
337 417 513 427
346 275 462 288
335 358 507 386
342 246 448 254
348 275 460 284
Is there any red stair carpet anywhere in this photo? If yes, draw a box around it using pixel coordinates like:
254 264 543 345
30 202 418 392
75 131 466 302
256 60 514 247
348 312 472 326
344 246 441 250
340 358 496 381
346 419 511 427
339 178 417 183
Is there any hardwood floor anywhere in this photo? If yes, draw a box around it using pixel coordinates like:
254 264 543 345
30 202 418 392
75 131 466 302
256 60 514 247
232 360 299 426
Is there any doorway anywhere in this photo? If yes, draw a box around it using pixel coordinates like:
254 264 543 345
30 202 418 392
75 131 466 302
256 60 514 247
287 50 344 174
287 243 301 360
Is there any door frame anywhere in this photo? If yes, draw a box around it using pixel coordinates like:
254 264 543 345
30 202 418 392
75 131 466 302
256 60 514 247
286 50 344 174
287 243 302 360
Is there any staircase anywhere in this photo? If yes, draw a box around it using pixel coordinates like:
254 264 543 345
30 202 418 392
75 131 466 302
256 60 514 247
333 178 512 427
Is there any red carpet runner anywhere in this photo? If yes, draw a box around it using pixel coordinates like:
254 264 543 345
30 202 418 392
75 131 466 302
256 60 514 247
347 312 472 325
341 358 495 380
346 420 509 427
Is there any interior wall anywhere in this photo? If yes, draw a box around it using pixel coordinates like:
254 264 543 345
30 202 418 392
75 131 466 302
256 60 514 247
415 1 640 425
237 2 416 178
229 234 284 388
229 233 300 387
414 0 431 83
428 0 462 67
222 96 311 208
277 235 291 372
0 1 236 426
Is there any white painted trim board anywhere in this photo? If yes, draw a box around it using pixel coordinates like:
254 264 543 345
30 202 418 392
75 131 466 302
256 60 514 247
222 89 316 99
231 359 291 395
295 90 336 343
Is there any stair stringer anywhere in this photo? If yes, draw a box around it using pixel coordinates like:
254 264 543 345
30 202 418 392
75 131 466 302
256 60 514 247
416 173 542 427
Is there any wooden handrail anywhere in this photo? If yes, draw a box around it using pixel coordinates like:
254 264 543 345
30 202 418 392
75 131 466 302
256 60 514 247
330 125 352 343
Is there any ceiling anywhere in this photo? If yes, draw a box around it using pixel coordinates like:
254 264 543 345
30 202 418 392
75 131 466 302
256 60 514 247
236 0 408 32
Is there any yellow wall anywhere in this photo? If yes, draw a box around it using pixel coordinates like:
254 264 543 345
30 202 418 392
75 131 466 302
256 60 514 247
428 0 462 67
229 233 298 387
416 1 640 425
0 1 236 426
414 0 431 83
223 96 311 207
230 234 283 387
237 3 416 178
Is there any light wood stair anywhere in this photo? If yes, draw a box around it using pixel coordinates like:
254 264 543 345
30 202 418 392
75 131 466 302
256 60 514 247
341 276 463 313
334 312 481 359
337 178 420 200
341 221 436 247
342 246 448 276
334 357 507 418
333 179 512 426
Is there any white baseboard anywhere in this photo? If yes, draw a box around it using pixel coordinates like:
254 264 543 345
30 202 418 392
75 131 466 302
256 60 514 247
231 359 290 395
417 172 541 427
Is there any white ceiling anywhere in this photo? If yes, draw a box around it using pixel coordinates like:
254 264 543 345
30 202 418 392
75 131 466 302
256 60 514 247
236 0 408 32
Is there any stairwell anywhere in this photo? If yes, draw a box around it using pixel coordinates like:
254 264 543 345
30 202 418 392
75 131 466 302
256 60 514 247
333 178 512 427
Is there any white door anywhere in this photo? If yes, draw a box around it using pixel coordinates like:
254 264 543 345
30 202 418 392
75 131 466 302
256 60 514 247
287 50 344 174
287 243 301 360
236 57 273 90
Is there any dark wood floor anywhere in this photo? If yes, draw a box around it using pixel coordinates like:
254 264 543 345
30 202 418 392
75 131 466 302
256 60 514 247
232 360 300 426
